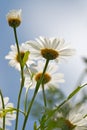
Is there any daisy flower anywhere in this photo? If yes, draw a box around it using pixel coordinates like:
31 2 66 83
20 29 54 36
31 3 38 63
24 60 65 90
6 9 22 27
26 36 75 62
5 43 32 71
0 97 16 130
64 105 87 130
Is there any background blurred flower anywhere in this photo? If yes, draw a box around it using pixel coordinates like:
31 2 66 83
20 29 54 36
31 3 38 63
65 105 87 130
5 43 31 71
0 97 16 130
24 60 65 90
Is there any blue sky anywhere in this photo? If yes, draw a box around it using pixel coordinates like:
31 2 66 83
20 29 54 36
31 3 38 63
0 0 87 129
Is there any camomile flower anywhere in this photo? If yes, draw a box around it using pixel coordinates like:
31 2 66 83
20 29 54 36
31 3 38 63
0 97 16 130
6 9 22 27
5 43 32 71
53 104 87 130
64 105 87 130
26 36 75 62
24 60 65 90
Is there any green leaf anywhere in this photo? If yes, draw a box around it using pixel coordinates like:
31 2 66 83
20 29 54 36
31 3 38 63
39 114 48 130
67 86 82 100
0 107 25 116
22 51 30 67
67 83 87 100
46 117 73 130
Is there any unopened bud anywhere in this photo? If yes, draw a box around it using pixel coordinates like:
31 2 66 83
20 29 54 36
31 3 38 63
6 9 22 28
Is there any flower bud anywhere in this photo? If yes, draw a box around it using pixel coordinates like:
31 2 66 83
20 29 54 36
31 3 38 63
6 9 22 28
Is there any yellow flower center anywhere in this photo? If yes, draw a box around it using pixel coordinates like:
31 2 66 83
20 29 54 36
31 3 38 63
65 120 75 129
16 51 25 62
8 18 21 27
35 72 51 84
41 48 59 60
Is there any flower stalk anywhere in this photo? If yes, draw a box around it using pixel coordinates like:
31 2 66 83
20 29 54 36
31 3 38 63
13 27 25 130
22 59 49 130
42 84 47 107
0 90 5 130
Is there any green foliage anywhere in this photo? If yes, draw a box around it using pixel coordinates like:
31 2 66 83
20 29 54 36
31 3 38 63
67 86 83 100
24 83 87 130
45 117 65 130
29 86 65 119
0 128 3 130
39 116 75 130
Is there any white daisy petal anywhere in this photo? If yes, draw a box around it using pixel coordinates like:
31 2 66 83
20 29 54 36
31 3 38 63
66 105 87 130
54 104 87 130
27 36 75 62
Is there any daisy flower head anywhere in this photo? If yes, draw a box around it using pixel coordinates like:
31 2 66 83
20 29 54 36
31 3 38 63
6 9 22 28
24 60 65 90
5 43 32 71
0 96 16 130
26 36 75 62
65 105 87 130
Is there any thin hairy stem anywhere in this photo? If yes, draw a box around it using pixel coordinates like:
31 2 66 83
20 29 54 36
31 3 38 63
22 59 49 130
24 87 29 113
0 90 5 130
42 84 47 107
13 27 25 130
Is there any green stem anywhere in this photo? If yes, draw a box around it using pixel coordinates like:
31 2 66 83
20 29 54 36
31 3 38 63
0 90 5 130
13 27 22 67
24 87 29 113
42 84 47 107
4 107 26 116
13 27 24 130
22 59 49 130
15 78 24 130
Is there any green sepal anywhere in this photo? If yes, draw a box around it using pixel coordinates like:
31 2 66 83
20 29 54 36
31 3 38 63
22 51 30 68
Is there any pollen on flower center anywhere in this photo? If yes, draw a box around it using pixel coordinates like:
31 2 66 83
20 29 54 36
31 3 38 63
16 51 25 62
35 72 51 84
41 48 59 60
65 120 75 129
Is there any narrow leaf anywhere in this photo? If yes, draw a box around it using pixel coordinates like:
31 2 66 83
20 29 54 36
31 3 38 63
67 84 87 100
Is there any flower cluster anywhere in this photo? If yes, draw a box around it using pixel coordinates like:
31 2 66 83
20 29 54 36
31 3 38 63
5 36 75 91
0 9 87 130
